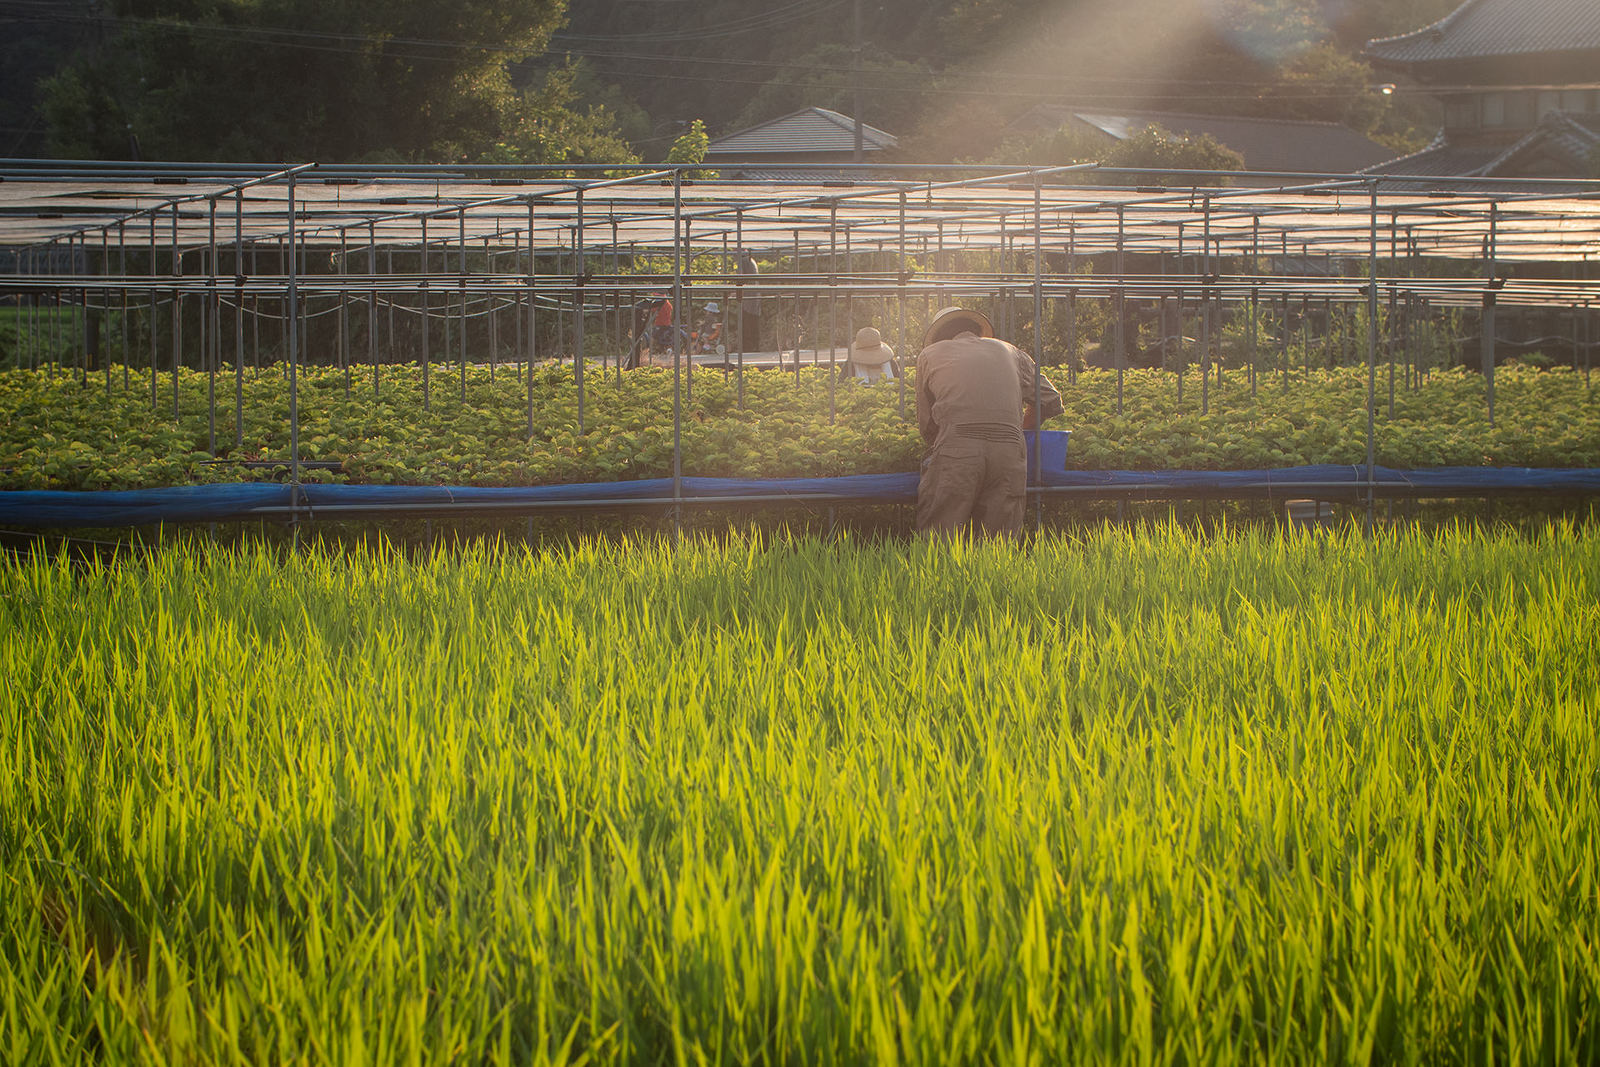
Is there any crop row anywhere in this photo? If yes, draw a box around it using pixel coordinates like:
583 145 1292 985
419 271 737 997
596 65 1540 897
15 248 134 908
4 526 1597 1064
2 361 1597 491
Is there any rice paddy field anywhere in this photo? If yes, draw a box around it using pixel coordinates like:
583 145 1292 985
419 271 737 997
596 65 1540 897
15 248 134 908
3 524 1599 1064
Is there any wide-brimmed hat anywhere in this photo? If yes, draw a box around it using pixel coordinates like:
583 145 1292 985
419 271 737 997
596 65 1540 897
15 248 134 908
703 301 720 314
923 306 993 347
851 326 895 365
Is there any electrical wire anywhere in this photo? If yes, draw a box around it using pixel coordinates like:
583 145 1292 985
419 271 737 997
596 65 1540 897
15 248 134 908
0 2 1515 98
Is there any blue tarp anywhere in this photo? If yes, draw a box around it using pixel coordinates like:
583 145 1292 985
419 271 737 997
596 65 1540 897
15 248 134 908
0 482 291 527
4 430 1600 528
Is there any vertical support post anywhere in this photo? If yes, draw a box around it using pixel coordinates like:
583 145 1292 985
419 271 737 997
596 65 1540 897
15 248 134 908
844 224 853 398
458 209 467 402
897 191 907 417
234 191 245 448
207 196 218 455
1281 232 1290 394
339 227 350 399
171 204 181 418
793 227 802 385
735 215 745 407
287 172 302 528
1032 174 1044 532
687 221 696 399
1483 203 1498 426
1387 212 1398 417
421 219 430 412
21 246 33 372
49 240 59 378
574 188 585 434
829 201 838 422
1066 224 1077 386
369 222 378 397
720 230 730 381
672 170 684 539
119 222 129 392
527 198 537 441
1249 215 1259 398
1366 181 1380 535
514 228 525 376
612 223 622 382
1114 204 1125 416
554 239 563 358
251 244 260 378
1200 199 1211 415
149 215 159 406
386 243 395 374
1159 255 1169 385
1213 234 1223 395
73 234 84 383
1175 224 1184 404
486 235 497 383
100 229 110 398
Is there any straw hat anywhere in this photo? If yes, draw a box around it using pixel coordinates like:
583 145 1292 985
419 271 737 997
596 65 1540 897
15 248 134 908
923 306 993 347
850 325 895 366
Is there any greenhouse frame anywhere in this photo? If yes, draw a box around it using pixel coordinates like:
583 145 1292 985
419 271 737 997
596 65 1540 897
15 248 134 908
3 158 1600 530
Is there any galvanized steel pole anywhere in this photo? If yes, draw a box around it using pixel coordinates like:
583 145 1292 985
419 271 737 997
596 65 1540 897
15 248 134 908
672 170 684 539
527 198 537 441
1033 174 1044 532
575 187 586 434
420 217 430 412
1483 202 1498 427
1366 181 1379 534
287 172 302 525
234 190 245 447
207 196 217 455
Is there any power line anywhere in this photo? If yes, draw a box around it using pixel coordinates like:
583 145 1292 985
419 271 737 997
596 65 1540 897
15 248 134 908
2 6 1433 99
550 0 846 44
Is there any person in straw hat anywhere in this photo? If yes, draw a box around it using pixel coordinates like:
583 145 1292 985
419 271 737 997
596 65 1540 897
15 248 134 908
844 325 898 384
915 305 1063 535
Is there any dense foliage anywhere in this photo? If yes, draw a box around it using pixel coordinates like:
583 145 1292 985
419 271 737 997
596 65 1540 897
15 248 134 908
1 362 1595 492
25 0 1461 164
4 526 1598 1062
38 0 633 165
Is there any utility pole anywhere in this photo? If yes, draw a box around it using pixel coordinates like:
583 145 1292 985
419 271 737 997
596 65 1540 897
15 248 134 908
852 0 864 164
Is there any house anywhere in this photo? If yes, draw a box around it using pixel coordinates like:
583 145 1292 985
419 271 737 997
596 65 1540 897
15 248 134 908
704 107 898 180
1363 0 1600 179
1007 106 1394 174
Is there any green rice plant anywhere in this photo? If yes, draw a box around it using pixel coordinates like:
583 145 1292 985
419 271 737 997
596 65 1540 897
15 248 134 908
2 524 1598 1064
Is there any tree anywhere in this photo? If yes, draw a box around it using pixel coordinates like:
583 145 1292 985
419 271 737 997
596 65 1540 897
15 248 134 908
663 119 710 165
40 0 629 163
1102 125 1245 184
981 122 1244 184
482 62 638 167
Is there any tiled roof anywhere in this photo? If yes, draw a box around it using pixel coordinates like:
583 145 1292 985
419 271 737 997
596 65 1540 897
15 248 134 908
1362 140 1503 178
1481 111 1600 174
711 167 888 182
706 108 898 157
1361 113 1600 189
1061 110 1395 173
1365 0 1600 65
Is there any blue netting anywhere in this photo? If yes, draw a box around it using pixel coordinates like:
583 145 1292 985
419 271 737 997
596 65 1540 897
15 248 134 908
4 430 1600 528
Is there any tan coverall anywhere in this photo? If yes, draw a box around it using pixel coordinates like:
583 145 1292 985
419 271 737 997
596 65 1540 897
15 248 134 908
915 333 1063 534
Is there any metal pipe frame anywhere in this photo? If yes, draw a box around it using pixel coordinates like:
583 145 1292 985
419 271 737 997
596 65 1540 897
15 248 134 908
5 159 1600 536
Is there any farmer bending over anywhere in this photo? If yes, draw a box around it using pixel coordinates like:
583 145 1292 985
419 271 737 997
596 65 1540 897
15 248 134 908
915 305 1063 536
